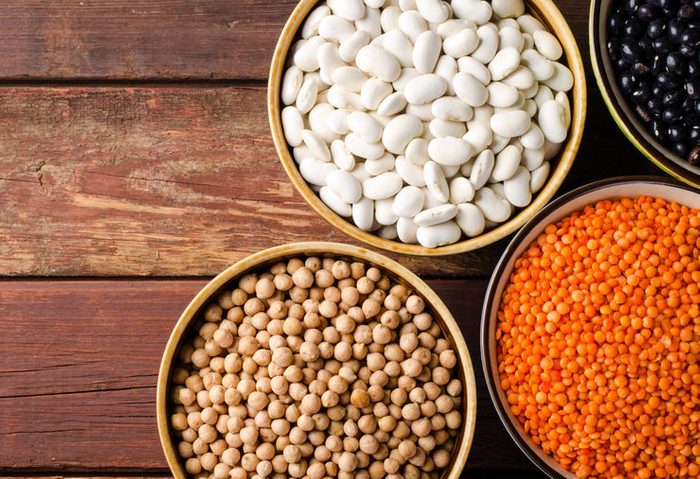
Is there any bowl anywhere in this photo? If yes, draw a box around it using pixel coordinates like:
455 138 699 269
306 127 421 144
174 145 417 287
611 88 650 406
590 0 700 189
269 0 587 256
480 177 700 479
157 242 477 479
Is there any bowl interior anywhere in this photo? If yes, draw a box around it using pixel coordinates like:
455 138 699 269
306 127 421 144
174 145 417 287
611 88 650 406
591 0 700 188
269 0 586 256
481 178 700 479
158 242 477 479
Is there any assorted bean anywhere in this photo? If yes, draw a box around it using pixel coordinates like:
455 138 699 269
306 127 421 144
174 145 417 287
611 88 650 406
170 257 464 479
497 196 700 478
281 0 574 247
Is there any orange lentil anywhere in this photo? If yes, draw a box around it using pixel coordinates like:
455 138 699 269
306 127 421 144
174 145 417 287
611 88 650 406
496 197 700 479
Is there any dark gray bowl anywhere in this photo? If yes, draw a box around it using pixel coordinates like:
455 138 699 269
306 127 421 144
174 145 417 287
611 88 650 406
590 0 700 189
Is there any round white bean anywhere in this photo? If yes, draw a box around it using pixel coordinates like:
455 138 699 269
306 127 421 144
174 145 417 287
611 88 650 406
413 31 442 74
346 133 385 160
492 0 525 18
302 130 332 162
365 152 396 175
487 82 520 108
543 63 574 92
405 138 430 165
339 31 371 63
357 6 382 38
442 29 479 58
330 139 356 171
363 172 403 200
282 67 304 106
428 137 473 166
377 92 408 116
429 118 466 138
404 74 447 105
414 204 458 226
456 203 485 237
328 0 366 21
452 0 492 25
397 216 419 243
282 106 304 147
327 169 363 204
453 72 488 107
318 15 356 42
490 110 531 138
449 176 476 204
503 166 531 207
309 103 340 143
538 100 567 144
416 0 450 24
469 149 494 189
352 197 375 230
348 111 383 143
383 114 423 154
416 221 461 248
471 24 499 64
488 47 520 81
296 76 319 114
529 161 550 193
491 145 521 182
398 11 428 43
393 186 425 217
474 187 511 223
499 26 524 52
396 155 426 186
457 56 491 85
299 157 338 186
320 186 352 217
533 30 562 61
375 198 399 225
355 45 402 82
432 96 472 122
423 160 449 202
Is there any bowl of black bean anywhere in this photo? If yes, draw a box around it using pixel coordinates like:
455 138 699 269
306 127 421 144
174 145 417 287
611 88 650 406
590 0 700 189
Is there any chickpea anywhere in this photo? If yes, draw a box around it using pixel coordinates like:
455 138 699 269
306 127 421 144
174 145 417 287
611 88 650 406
283 444 302 463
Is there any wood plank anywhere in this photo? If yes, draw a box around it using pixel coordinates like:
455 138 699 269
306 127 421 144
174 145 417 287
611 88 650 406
0 1 588 81
0 279 539 473
0 86 658 278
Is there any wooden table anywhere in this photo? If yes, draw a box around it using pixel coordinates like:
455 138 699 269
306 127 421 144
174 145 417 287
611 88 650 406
0 1 662 478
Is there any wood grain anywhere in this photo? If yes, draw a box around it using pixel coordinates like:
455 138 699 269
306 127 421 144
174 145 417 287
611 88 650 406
0 279 541 474
0 85 658 278
0 0 587 81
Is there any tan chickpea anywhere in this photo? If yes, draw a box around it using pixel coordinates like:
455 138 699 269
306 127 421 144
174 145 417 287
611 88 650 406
307 461 325 479
432 367 450 386
283 444 301 463
372 324 392 345
337 452 358 472
178 441 194 459
185 457 202 475
433 448 450 468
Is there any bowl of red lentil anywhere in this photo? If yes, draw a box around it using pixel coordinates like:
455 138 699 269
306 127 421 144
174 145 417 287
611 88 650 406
158 242 477 479
481 177 700 479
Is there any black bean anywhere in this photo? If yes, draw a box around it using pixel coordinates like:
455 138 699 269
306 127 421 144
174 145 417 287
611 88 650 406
657 0 677 9
621 38 645 62
632 62 653 76
625 18 647 38
614 58 630 71
638 4 659 20
608 38 622 61
674 141 689 157
668 19 686 43
648 96 665 114
666 51 687 74
677 4 697 20
653 36 674 53
662 89 684 105
679 42 696 57
668 123 688 141
658 71 683 88
686 78 700 98
647 18 667 38
688 145 700 165
619 71 638 94
652 120 668 140
632 85 653 103
662 106 684 122
625 0 641 14
681 27 700 47
689 59 700 76
609 12 626 34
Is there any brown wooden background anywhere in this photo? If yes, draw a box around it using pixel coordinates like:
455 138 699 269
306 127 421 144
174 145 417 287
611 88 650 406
0 1 662 479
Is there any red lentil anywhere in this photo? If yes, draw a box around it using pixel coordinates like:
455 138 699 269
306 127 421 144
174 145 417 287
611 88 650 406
496 197 700 479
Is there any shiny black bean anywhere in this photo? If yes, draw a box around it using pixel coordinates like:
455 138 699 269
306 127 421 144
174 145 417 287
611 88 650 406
681 27 700 47
648 96 665 114
658 72 683 89
609 12 626 34
662 89 684 105
608 38 622 61
668 123 688 141
668 19 686 43
653 36 674 53
689 59 700 76
686 78 700 98
625 18 647 38
652 120 668 140
674 141 689 157
677 4 697 20
666 51 687 74
621 38 645 62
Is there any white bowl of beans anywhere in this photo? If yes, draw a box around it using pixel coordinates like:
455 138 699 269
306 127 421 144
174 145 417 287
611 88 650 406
157 242 477 479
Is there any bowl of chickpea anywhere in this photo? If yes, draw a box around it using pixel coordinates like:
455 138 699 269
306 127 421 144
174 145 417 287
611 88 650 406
157 242 477 479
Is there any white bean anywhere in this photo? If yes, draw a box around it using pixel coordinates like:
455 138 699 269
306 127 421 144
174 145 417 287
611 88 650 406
474 187 511 223
348 111 383 143
383 29 414 67
397 216 419 243
452 0 492 25
538 100 567 143
499 26 524 52
281 106 304 147
296 76 319 114
443 29 479 58
405 138 430 165
429 118 466 138
329 109 350 135
522 147 544 170
413 31 442 74
363 172 403 199
282 67 304 105
503 66 536 90
357 6 383 38
380 6 402 33
414 204 458 226
520 49 554 81
398 11 427 43
319 15 356 42
416 0 450 23
529 161 550 193
375 198 399 225
416 221 461 247
449 177 475 204
555 91 572 130
491 145 521 181
543 63 574 92
365 0 386 8
339 31 371 63
406 103 435 121
503 166 531 207
438 18 476 38
469 149 494 189
488 47 520 81
471 24 499 64
320 186 353 216
378 224 398 239
352 197 375 230
533 30 562 61
392 67 420 92
327 169 363 203
456 203 485 237
328 0 366 21
393 186 425 217
332 66 369 92
543 139 562 160
454 72 488 107
423 160 449 202
302 6 331 39
487 82 520 108
308 103 339 143
361 78 393 109
355 45 402 82
490 110 531 137
457 56 491 85
463 125 492 152
432 96 472 122
428 137 473 166
404 74 447 105
517 14 546 35
346 132 385 160
442 164 461 177
302 129 332 162
396 155 427 186
492 0 525 18
331 139 356 170
434 55 458 95
327 85 364 110
533 84 554 107
365 152 396 175
318 43 345 79
520 124 545 150
299 157 338 186
490 132 511 154
377 92 408 116
383 114 423 154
